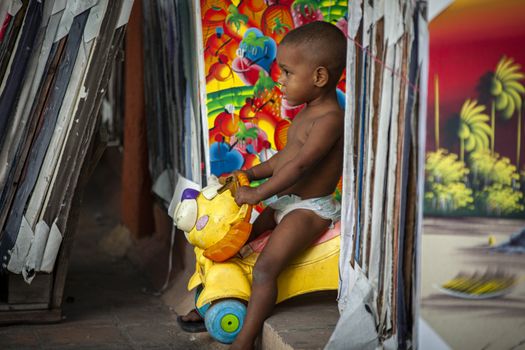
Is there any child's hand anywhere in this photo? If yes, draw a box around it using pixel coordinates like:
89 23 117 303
234 186 260 206
218 174 234 185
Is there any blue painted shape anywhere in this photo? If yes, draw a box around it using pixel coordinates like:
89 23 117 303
210 142 244 176
336 88 346 109
215 26 224 38
238 28 276 73
245 144 255 154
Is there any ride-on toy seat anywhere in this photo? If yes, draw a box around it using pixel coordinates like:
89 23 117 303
173 173 340 344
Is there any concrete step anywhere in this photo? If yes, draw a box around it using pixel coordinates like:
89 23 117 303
261 291 339 350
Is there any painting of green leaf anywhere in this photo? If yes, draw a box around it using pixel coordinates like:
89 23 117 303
235 121 258 142
226 5 248 32
207 86 255 119
457 99 492 162
492 57 524 119
319 0 348 21
490 57 524 166
424 149 473 213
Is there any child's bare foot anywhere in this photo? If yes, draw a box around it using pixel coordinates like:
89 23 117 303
176 309 206 333
181 309 202 322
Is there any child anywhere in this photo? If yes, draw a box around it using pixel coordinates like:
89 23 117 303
231 20 346 349
180 21 347 349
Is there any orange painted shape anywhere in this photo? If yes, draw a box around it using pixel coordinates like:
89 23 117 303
274 119 290 150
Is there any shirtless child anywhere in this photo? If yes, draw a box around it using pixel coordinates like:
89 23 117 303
180 21 347 349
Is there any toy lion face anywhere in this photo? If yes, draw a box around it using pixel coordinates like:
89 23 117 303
173 177 249 251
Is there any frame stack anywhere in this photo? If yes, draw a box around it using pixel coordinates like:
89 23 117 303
0 0 132 323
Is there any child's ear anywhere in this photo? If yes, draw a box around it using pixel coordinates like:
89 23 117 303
313 66 329 87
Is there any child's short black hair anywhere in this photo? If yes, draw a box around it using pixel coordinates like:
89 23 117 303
281 21 347 84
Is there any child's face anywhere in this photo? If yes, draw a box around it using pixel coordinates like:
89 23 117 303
276 44 316 107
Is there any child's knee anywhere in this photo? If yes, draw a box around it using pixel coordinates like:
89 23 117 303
252 260 278 284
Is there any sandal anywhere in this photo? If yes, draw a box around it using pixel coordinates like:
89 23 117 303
176 309 207 333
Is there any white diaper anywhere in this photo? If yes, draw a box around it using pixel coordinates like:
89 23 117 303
264 194 341 226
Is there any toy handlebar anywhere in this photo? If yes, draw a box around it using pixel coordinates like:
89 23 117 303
236 171 250 187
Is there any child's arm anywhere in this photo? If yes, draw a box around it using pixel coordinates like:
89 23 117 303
236 113 343 205
244 152 280 181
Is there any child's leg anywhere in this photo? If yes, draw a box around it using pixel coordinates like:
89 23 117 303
248 205 276 242
231 209 331 350
179 206 276 325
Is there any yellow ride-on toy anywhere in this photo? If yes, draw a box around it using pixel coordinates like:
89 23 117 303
173 172 340 344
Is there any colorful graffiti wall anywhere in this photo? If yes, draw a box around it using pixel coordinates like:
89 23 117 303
425 0 525 217
198 0 348 180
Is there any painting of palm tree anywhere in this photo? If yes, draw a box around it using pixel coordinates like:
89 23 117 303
490 56 525 166
424 1 525 219
457 99 492 162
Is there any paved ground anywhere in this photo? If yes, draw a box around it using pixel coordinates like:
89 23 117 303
263 291 339 350
0 148 344 349
0 149 228 350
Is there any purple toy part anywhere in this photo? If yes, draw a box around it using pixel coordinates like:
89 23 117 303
196 215 209 231
181 188 200 200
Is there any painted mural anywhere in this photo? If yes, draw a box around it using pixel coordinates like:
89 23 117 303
198 0 348 195
420 2 525 348
425 0 525 218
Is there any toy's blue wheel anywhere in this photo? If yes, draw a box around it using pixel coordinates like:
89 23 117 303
194 285 210 318
204 300 246 344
